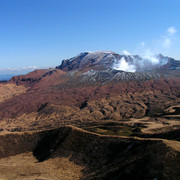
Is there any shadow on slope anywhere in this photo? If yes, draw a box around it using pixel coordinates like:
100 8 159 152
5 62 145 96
0 126 180 179
32 126 180 179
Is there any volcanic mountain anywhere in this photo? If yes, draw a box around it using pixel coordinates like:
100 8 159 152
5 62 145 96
0 51 179 128
57 51 180 71
0 51 180 179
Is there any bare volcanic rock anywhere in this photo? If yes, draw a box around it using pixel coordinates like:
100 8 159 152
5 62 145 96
57 51 180 71
57 51 119 71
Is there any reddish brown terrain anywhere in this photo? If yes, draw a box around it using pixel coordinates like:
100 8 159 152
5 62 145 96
0 51 180 179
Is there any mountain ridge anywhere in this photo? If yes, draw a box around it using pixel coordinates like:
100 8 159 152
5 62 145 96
56 51 180 72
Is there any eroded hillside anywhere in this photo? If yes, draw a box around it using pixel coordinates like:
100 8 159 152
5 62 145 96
0 52 180 133
0 126 179 180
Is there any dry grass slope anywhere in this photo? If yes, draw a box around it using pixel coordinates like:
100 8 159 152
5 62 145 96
0 83 27 103
0 126 179 179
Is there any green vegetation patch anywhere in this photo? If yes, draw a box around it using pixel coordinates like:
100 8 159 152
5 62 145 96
84 124 134 136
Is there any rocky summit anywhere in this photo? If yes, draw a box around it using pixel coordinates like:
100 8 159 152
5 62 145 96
0 51 180 179
57 51 180 71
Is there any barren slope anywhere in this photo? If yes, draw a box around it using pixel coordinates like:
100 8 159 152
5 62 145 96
0 83 27 103
0 126 179 180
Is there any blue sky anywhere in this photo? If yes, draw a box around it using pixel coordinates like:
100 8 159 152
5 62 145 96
0 0 180 70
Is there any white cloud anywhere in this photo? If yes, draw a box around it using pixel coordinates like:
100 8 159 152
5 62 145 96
167 26 177 35
0 66 48 75
140 42 145 47
162 38 171 48
0 66 37 72
122 50 131 56
162 26 178 49
21 66 37 70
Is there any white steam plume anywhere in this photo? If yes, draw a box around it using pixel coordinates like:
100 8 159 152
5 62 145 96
113 57 136 72
113 52 167 72
113 26 177 72
135 50 168 71
122 50 131 56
